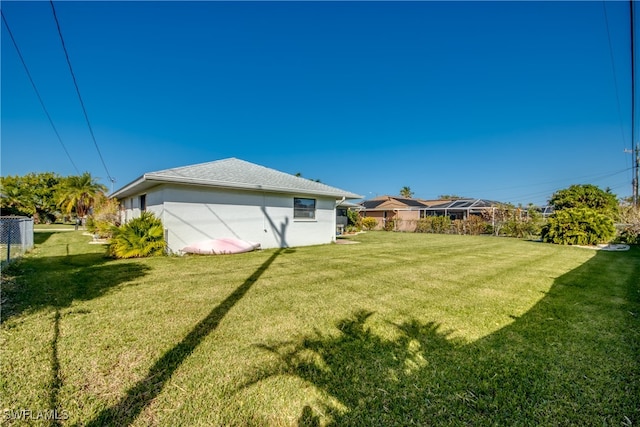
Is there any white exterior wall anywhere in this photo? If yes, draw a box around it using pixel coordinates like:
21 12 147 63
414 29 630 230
121 184 338 253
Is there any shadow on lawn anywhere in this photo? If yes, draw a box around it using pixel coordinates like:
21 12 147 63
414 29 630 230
245 248 640 426
84 248 289 427
34 230 56 245
0 251 150 324
1 240 152 427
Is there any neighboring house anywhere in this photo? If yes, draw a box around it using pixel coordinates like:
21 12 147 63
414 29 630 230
111 158 362 253
360 196 440 232
360 196 553 232
336 200 363 234
420 198 501 220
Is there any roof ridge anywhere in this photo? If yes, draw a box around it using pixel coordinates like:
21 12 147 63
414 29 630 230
113 157 362 200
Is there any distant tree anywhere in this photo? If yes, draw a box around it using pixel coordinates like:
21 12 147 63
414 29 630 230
437 194 465 200
0 176 27 216
295 172 321 183
0 172 61 222
400 186 413 198
56 172 107 219
549 184 618 219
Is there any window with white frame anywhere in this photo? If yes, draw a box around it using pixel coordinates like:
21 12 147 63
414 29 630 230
294 197 316 219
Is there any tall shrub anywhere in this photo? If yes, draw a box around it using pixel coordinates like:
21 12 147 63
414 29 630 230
549 184 618 218
541 208 615 245
109 212 166 258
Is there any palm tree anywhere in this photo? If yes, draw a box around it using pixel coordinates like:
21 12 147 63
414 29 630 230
56 172 108 219
400 186 414 198
109 211 166 258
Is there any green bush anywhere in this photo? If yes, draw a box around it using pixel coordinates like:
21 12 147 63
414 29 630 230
503 218 542 239
618 225 640 244
109 212 166 258
383 218 396 231
415 216 452 234
466 215 488 235
431 216 451 234
415 217 432 233
541 207 615 245
549 184 618 218
616 205 640 244
347 209 362 230
452 219 465 235
361 217 378 231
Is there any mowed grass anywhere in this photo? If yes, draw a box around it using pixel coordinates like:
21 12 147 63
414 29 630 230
1 231 638 426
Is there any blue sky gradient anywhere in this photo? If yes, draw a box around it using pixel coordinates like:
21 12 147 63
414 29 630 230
1 1 635 205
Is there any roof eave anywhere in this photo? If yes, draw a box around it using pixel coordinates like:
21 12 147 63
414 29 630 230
111 174 362 200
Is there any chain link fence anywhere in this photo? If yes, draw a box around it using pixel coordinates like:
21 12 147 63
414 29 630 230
0 216 34 265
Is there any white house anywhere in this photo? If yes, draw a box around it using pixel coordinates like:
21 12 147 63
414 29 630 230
110 158 362 253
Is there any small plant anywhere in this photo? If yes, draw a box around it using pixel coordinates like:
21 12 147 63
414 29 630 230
344 225 359 234
109 212 166 258
541 207 615 245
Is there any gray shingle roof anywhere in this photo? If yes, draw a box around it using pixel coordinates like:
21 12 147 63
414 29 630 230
111 158 362 199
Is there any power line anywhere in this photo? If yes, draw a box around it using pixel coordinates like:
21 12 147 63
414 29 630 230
465 167 634 206
458 167 632 198
49 0 115 185
631 0 639 205
1 10 80 175
602 1 629 155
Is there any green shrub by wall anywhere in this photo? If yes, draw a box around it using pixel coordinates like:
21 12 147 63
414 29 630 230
541 207 615 245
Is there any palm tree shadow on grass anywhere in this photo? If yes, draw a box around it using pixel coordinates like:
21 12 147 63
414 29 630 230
84 248 288 427
244 248 640 426
1 252 151 324
2 247 152 427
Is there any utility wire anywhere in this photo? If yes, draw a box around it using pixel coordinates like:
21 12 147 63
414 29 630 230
1 10 80 174
602 1 630 157
631 0 638 205
458 167 633 197
469 167 634 205
49 0 115 184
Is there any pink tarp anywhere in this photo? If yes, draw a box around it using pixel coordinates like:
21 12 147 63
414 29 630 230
182 238 261 255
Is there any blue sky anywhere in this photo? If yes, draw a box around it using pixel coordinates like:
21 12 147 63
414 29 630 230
1 1 635 205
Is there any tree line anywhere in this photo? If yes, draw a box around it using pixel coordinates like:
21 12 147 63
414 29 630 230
0 172 106 223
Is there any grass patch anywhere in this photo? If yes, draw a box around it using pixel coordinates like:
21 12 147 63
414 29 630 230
1 231 638 425
34 224 76 230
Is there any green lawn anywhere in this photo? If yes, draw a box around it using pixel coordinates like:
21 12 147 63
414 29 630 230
33 223 77 230
1 231 638 426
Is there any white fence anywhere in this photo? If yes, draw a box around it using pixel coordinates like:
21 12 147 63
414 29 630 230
0 216 34 264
